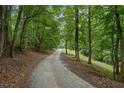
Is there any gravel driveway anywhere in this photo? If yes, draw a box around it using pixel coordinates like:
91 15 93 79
29 49 94 88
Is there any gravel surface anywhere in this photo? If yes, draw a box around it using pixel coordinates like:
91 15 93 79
29 49 94 88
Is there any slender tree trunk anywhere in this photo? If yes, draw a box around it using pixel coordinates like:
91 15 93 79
120 39 124 81
4 6 11 49
20 19 27 51
114 36 120 74
0 5 2 44
0 6 5 57
10 6 23 57
111 26 116 80
75 6 80 61
114 5 124 80
7 6 12 46
4 6 8 48
65 30 68 54
0 6 11 57
0 6 8 80
88 5 92 64
65 36 68 54
8 6 12 44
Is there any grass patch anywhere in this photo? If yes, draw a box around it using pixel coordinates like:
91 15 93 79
62 49 114 79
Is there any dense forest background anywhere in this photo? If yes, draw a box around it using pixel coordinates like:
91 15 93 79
0 5 124 81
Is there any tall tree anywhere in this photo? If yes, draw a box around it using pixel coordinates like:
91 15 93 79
4 6 9 48
0 6 12 57
65 33 68 54
114 5 124 80
75 6 80 61
114 34 120 75
88 5 92 64
10 6 23 57
0 6 3 57
0 6 2 41
111 25 116 80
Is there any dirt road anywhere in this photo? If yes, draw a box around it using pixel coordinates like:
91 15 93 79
29 49 94 88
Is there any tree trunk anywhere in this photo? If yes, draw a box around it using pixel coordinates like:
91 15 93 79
4 6 9 48
114 5 124 81
114 36 120 75
120 39 124 81
20 19 27 51
75 6 80 61
88 5 92 64
65 36 68 54
0 6 5 57
5 6 12 46
0 5 2 43
111 26 116 80
10 6 23 57
0 6 11 57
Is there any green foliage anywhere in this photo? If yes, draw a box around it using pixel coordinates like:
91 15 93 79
3 5 124 65
9 5 61 50
61 5 121 66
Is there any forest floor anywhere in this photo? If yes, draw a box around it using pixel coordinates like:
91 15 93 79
60 53 124 88
0 49 53 88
